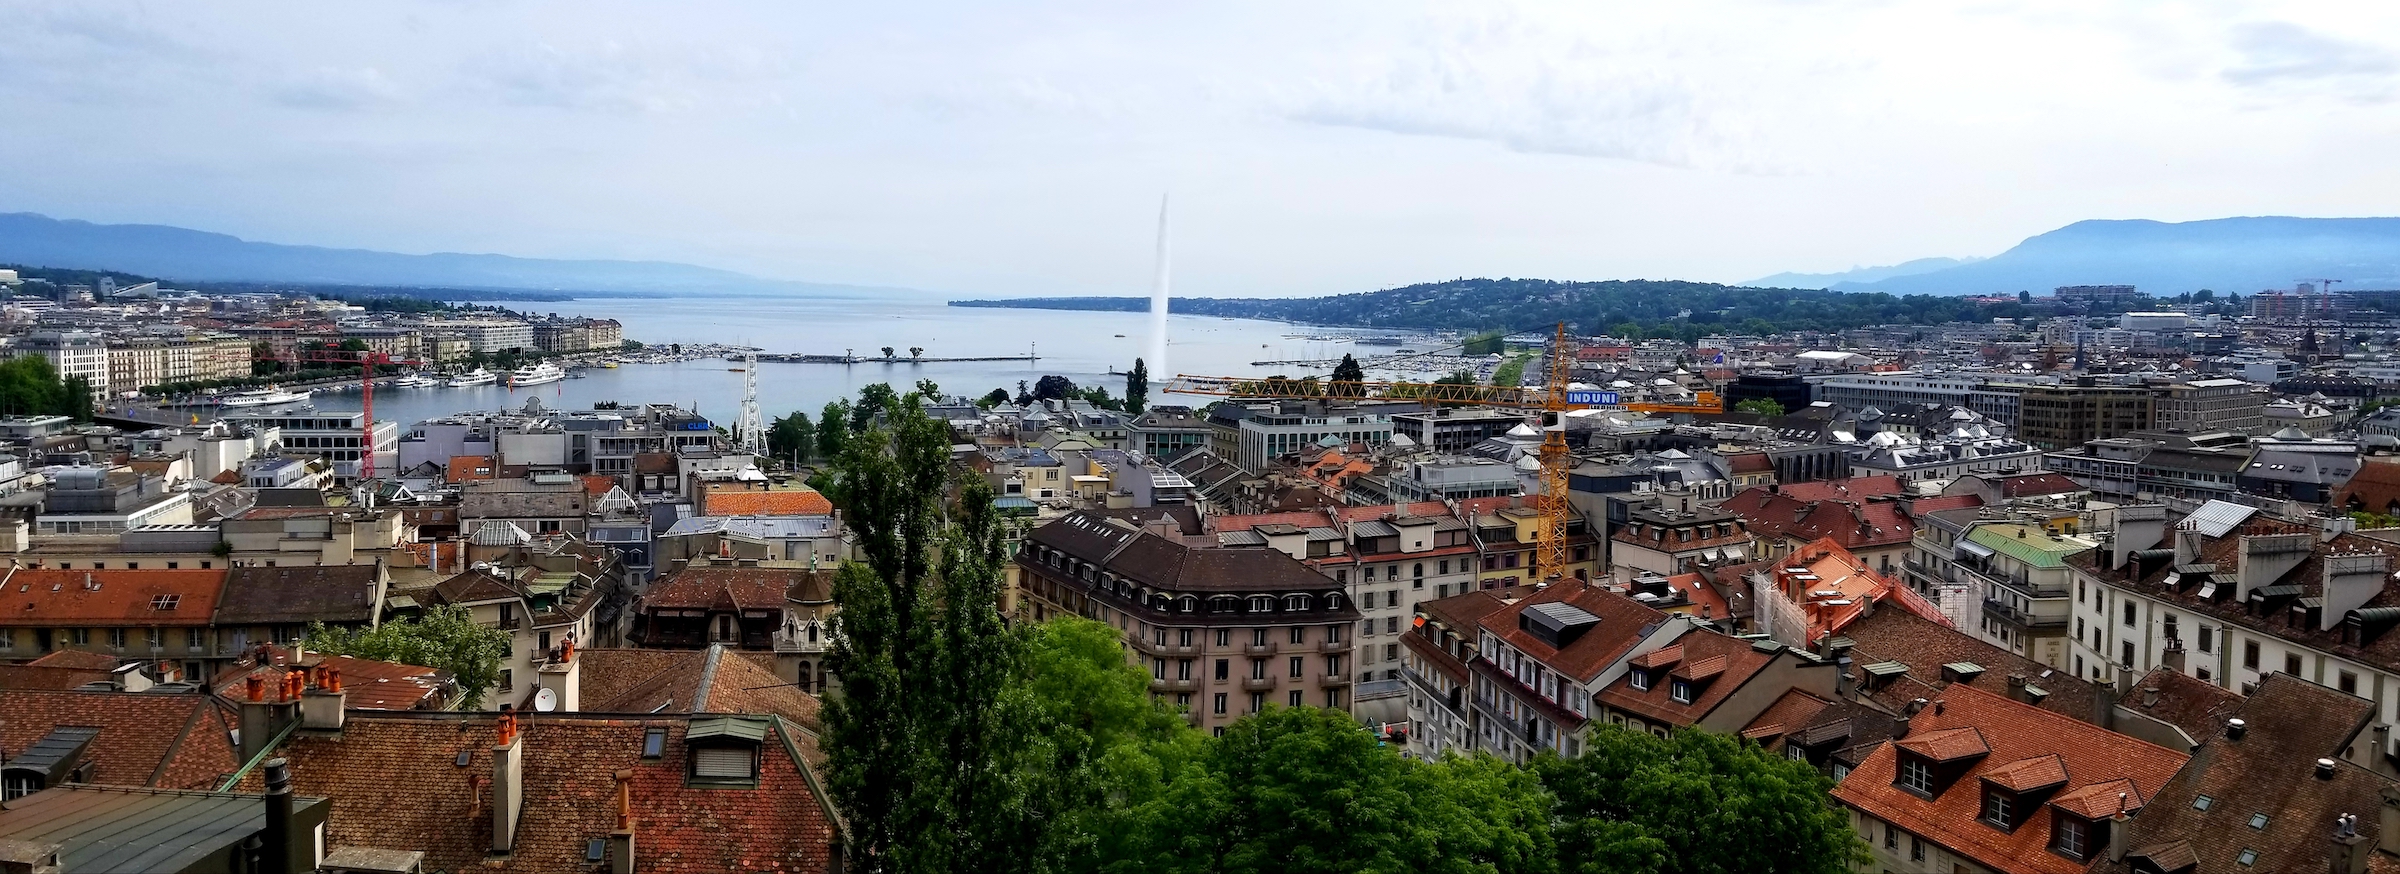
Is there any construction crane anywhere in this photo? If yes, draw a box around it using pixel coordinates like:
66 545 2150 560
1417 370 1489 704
257 346 425 480
1167 323 1722 583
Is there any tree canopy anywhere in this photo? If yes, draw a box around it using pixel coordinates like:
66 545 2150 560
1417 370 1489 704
1733 398 1786 416
0 355 93 420
1125 359 1150 416
303 604 513 709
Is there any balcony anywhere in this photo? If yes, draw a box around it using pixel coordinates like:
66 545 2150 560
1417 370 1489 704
1244 642 1279 656
1320 672 1353 687
772 628 831 655
1150 677 1196 693
1982 598 2066 629
1319 639 1347 653
1354 678 1405 700
1241 676 1276 691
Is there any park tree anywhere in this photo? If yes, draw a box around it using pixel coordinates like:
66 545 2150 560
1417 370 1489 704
304 604 513 709
1537 726 1866 874
1124 358 1150 415
1329 354 1366 397
1733 398 1785 416
817 400 852 463
822 383 1045 874
768 410 815 464
980 387 1011 408
853 383 901 430
1034 374 1078 401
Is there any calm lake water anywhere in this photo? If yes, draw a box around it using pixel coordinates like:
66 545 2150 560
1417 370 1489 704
303 294 1418 427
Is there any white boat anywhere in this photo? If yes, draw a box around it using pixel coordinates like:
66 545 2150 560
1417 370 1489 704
389 372 436 388
446 368 497 388
218 387 310 408
508 362 566 387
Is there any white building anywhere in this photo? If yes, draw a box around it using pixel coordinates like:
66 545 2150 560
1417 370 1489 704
14 331 109 393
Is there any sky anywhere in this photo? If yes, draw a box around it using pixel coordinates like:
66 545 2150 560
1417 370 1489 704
3 1 2399 298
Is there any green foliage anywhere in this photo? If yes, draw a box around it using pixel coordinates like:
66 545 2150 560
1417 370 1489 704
303 604 513 709
1462 331 1507 356
1537 726 1867 874
980 388 1011 408
1125 359 1150 416
1079 385 1124 411
1434 370 1479 386
852 383 901 431
768 411 815 464
1734 398 1786 416
1329 354 1367 398
1034 374 1078 401
0 355 92 420
818 400 852 461
1492 353 1532 387
956 277 2017 337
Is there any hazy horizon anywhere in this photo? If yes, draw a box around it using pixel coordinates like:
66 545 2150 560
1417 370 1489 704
4 2 2397 299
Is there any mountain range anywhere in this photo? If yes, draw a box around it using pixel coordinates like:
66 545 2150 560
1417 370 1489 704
0 212 916 297
1754 216 2400 295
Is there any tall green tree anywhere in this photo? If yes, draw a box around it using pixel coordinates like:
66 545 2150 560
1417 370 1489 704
768 411 815 464
980 388 1012 408
1329 354 1365 398
303 604 513 709
823 383 1043 874
1537 725 1866 874
817 399 852 461
1124 359 1150 415
853 383 901 430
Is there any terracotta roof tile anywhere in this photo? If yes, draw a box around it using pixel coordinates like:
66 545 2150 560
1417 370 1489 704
642 566 827 612
2050 777 2143 819
1741 688 1834 742
210 645 452 711
27 649 122 670
700 487 834 517
1598 630 1786 727
0 690 240 790
0 569 226 627
253 714 840 873
1841 607 2102 723
1979 754 2069 792
446 455 497 483
1832 684 2188 874
577 647 820 732
213 565 381 626
1477 583 1666 682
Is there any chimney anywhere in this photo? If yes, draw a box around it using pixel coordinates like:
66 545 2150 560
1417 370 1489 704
607 769 636 874
1894 697 1928 739
2111 505 2169 569
491 706 526 855
2106 805 2133 863
536 637 581 712
2236 534 2313 601
110 662 153 693
300 666 345 731
2325 514 2360 543
2322 554 2389 631
257 757 296 874
2335 812 2372 874
2227 717 2248 741
0 840 62 874
238 673 296 765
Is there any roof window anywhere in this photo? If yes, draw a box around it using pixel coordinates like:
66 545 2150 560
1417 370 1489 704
150 594 180 611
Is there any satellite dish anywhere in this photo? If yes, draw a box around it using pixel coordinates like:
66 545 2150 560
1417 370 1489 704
533 687 558 712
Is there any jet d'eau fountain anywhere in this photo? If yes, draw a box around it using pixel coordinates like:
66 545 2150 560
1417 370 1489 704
1148 194 1170 377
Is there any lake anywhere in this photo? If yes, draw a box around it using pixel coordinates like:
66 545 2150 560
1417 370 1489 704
301 294 1434 427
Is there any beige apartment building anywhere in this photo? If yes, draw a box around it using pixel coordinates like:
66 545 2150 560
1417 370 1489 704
1017 511 1361 735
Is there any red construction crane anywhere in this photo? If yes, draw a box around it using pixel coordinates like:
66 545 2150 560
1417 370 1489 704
258 346 425 480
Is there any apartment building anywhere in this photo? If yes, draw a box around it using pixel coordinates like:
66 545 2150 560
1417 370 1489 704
2151 377 2265 435
1815 374 2023 428
1470 581 1699 762
1400 586 1528 759
1125 405 1214 462
0 569 227 681
1607 503 1750 581
13 330 109 393
2014 381 2153 450
1389 408 1527 454
1017 511 1360 734
225 410 402 481
1592 629 1834 738
1227 402 1393 474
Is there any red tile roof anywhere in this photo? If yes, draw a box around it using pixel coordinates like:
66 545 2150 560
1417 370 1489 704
1729 476 1904 506
1598 630 1784 727
1740 688 1833 741
0 569 226 627
0 690 240 790
1477 583 1667 682
1840 607 2102 723
581 475 618 497
211 645 453 711
642 566 826 612
254 714 840 873
700 487 833 517
577 647 821 732
1760 537 1901 641
447 455 497 483
1989 472 2083 498
1832 684 2188 874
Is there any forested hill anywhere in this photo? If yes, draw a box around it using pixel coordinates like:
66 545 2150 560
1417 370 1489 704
952 278 2019 337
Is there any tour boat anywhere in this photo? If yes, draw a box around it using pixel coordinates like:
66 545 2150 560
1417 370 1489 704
389 372 436 388
446 368 497 388
218 387 310 407
507 362 566 387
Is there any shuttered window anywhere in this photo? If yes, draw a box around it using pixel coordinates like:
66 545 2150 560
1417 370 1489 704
693 747 755 779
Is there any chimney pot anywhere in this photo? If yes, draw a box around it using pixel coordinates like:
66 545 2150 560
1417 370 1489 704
2319 758 2339 780
2227 717 2248 740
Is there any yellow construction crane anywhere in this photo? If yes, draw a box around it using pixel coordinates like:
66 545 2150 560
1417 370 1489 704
1168 323 1722 583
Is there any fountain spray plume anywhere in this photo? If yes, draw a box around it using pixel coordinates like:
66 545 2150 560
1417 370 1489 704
1147 194 1170 377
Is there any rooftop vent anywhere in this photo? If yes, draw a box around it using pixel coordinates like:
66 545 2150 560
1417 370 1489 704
2227 718 2248 741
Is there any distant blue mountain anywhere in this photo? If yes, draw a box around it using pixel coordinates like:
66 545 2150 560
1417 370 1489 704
1747 257 1977 289
0 212 906 296
1824 216 2400 296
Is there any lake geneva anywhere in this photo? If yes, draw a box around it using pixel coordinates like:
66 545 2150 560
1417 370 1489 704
306 294 1422 427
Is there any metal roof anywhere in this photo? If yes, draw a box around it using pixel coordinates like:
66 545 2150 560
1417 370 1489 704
686 715 772 744
0 785 327 873
1305 527 1344 542
1349 520 1400 539
2 726 97 779
1217 530 1267 547
2179 500 2260 538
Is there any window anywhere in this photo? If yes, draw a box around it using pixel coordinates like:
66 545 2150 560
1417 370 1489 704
642 728 666 758
692 746 757 780
1439 559 1450 574
71 628 88 646
150 594 180 611
1215 630 1230 647
1385 644 1398 661
186 628 204 652
0 629 12 651
1177 659 1192 681
2121 641 2135 669
499 669 514 691
1898 756 1934 795
1250 659 1266 680
1669 680 1693 704
1910 834 1924 862
2285 653 2302 676
147 628 162 650
1213 693 1227 715
1290 626 1306 645
2237 848 2257 866
1884 822 1898 850
1288 690 1302 707
2243 640 2260 670
2341 671 2359 696
2248 812 2269 830
1629 670 1651 691
1248 691 1264 713
1982 789 2015 830
2193 794 2214 811
2052 813 2089 860
1386 617 1399 634
108 628 124 650
1413 563 1423 578
1214 659 1228 681
1289 656 1304 678
1362 619 1376 638
2122 601 2136 627
1786 745 1807 762
1363 592 1377 609
2198 625 2214 653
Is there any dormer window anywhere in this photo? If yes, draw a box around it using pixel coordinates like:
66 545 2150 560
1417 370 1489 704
2050 812 2099 861
1285 594 1312 611
685 716 769 787
1898 755 1935 795
1669 679 1694 703
1628 670 1651 691
1980 788 2015 830
1250 596 1275 612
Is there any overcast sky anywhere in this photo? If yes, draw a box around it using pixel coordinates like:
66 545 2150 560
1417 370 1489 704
3 1 2397 297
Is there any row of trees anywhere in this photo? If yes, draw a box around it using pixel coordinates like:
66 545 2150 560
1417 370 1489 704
768 360 1159 471
0 356 94 420
819 381 1864 873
